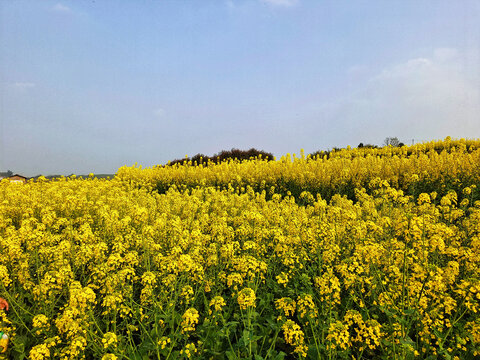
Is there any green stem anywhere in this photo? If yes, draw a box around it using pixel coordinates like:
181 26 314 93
264 327 281 359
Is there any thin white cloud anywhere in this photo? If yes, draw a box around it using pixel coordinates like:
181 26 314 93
10 82 36 92
153 108 166 118
261 0 298 7
433 48 459 62
347 64 368 76
312 48 480 145
51 3 72 13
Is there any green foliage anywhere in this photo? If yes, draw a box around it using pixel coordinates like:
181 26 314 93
167 148 274 167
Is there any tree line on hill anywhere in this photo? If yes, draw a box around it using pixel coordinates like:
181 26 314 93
165 137 405 166
166 148 275 166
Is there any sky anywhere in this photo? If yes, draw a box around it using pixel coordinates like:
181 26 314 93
1 0 479 176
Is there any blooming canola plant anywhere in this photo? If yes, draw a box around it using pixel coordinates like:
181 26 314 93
0 138 480 359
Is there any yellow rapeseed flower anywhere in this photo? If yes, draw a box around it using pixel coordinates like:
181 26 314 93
181 308 200 333
237 287 256 310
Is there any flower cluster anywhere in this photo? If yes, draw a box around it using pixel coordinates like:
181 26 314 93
181 308 199 333
237 287 256 310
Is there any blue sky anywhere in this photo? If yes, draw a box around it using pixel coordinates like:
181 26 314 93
1 0 479 176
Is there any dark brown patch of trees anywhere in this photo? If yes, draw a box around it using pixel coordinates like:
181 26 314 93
166 148 274 166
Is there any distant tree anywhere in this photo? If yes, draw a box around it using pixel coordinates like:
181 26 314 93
6 170 13 176
166 148 274 166
357 143 378 149
384 137 401 147
190 153 207 165
212 148 274 163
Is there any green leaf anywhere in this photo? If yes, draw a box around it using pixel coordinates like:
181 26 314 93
137 339 156 353
266 318 278 329
242 329 252 345
251 335 263 342
404 308 417 316
399 336 415 347
226 350 237 360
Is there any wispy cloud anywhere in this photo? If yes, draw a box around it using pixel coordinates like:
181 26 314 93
310 48 480 145
346 64 368 77
261 0 298 7
153 108 166 118
51 3 72 13
10 82 36 92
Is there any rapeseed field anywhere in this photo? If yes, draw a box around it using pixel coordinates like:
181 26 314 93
1 138 480 359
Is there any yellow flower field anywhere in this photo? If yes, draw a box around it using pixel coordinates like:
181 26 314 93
1 138 480 359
